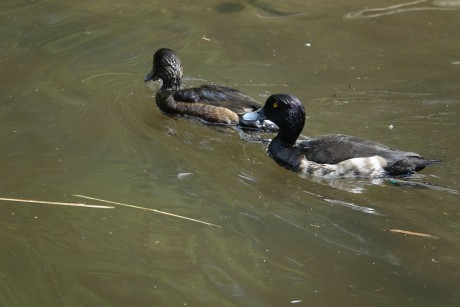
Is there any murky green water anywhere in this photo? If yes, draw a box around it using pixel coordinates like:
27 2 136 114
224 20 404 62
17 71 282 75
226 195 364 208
1 0 459 306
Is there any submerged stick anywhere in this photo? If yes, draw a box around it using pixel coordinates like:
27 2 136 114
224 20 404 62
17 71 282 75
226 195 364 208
73 194 222 228
0 197 114 209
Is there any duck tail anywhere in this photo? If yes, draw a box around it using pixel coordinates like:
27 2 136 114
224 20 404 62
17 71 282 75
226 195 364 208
386 157 441 175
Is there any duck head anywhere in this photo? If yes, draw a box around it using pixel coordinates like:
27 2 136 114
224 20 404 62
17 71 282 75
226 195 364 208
144 48 183 90
243 94 306 145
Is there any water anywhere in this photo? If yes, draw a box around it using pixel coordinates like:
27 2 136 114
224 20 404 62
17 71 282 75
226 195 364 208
1 0 459 306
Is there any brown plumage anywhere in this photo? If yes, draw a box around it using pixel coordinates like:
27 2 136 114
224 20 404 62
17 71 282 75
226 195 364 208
145 48 277 131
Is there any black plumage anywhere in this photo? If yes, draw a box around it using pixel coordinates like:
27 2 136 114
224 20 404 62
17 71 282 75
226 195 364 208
243 94 440 177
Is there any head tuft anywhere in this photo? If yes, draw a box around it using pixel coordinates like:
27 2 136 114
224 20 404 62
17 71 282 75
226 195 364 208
150 48 183 89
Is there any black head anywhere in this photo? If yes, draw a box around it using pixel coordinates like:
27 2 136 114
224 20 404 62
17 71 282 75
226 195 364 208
243 94 306 145
264 94 305 124
144 48 183 90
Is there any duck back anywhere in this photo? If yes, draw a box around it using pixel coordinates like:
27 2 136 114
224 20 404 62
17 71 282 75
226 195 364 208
172 85 261 114
298 134 440 175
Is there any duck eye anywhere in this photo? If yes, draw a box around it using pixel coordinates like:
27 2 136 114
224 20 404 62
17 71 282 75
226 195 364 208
273 102 278 108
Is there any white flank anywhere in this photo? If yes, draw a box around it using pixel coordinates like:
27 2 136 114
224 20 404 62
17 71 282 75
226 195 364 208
299 155 387 178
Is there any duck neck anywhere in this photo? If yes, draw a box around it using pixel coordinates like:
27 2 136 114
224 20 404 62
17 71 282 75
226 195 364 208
276 125 302 147
268 128 300 156
160 74 181 91
268 131 302 172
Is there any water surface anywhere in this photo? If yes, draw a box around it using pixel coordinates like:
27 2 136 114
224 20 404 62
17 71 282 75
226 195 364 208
1 0 459 306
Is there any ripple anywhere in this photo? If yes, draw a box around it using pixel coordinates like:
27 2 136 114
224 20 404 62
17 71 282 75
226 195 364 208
200 265 245 297
324 199 384 216
433 0 460 7
40 29 107 54
305 175 384 194
0 26 27 57
344 0 460 19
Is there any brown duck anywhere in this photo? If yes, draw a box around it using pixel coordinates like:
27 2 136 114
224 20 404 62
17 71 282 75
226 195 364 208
144 48 276 131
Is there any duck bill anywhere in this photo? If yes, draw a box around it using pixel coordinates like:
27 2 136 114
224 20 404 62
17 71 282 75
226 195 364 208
144 68 156 82
242 108 266 122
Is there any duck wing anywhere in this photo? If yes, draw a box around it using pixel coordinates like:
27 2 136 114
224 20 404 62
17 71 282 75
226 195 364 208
299 134 440 175
173 85 262 114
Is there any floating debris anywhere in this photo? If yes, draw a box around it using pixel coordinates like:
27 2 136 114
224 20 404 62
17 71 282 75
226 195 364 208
0 197 113 209
73 194 221 228
386 229 439 239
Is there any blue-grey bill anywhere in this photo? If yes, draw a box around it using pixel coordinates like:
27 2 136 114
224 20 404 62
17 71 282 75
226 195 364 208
144 69 155 82
242 108 266 121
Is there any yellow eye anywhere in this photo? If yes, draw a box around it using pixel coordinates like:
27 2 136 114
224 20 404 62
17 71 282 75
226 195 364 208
273 102 278 108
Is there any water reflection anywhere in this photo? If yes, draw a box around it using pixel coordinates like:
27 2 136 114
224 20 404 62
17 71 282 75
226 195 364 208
215 0 306 18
